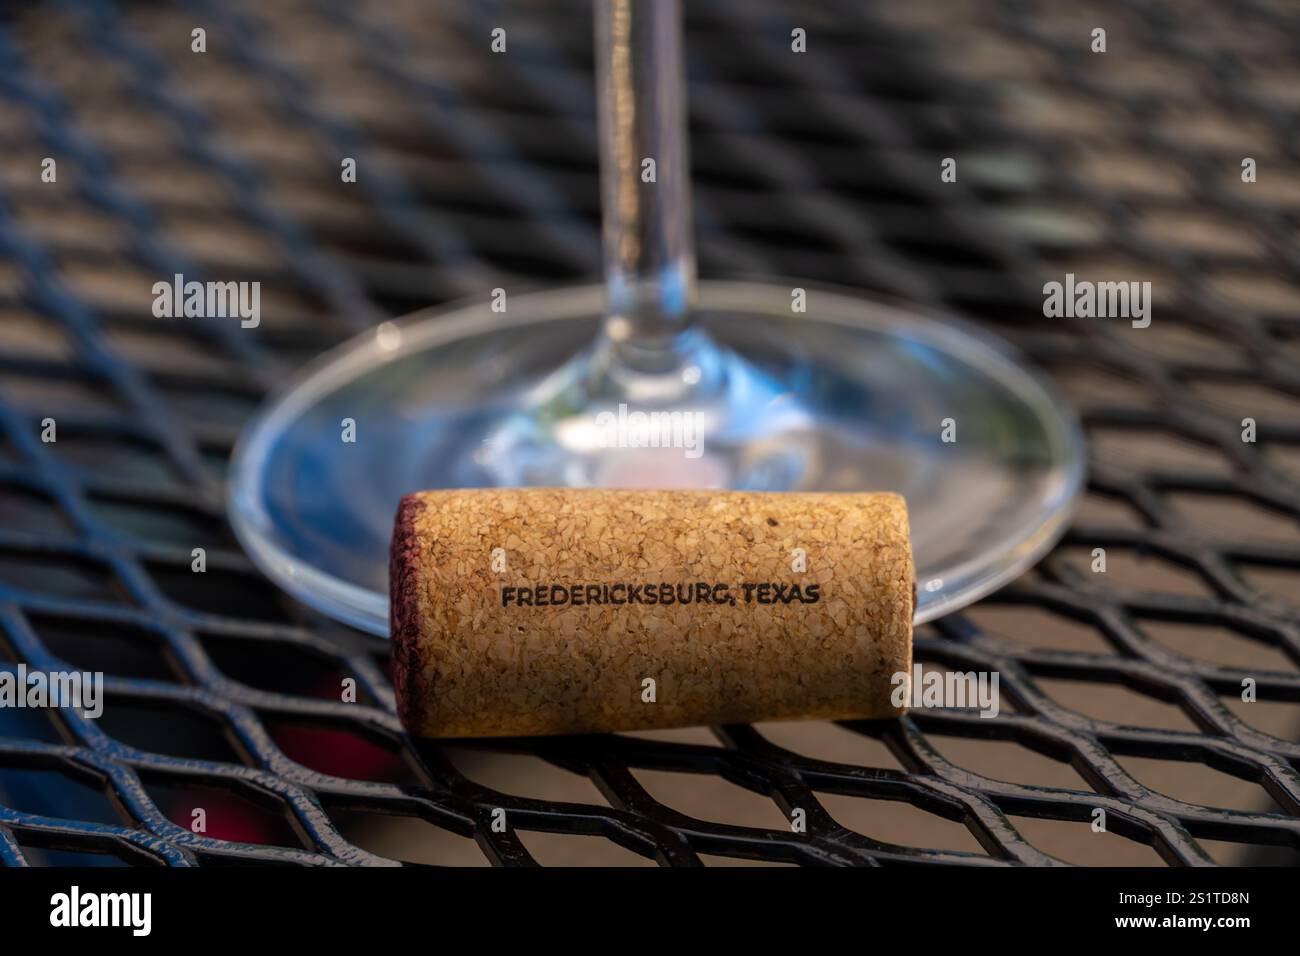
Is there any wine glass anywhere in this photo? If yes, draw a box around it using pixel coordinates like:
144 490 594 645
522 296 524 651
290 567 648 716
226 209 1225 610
228 0 1084 636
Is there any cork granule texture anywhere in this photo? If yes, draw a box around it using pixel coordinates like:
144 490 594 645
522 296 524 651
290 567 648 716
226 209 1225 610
391 488 914 738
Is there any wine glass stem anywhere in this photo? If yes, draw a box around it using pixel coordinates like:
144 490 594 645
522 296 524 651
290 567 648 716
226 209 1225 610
595 0 699 374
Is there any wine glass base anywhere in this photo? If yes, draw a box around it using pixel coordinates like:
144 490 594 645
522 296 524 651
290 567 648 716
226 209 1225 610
228 281 1085 634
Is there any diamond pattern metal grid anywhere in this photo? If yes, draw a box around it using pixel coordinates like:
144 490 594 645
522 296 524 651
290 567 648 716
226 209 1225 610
0 0 1298 866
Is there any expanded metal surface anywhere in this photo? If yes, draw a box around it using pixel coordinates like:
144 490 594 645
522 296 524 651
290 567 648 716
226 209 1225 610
0 0 1299 866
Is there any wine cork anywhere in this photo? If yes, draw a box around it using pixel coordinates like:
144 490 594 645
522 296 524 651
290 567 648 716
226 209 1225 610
390 488 914 738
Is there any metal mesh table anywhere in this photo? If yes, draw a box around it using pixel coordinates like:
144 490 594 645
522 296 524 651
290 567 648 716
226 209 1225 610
1 0 1298 866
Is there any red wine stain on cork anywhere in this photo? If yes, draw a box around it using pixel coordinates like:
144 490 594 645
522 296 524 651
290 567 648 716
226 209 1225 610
390 493 431 732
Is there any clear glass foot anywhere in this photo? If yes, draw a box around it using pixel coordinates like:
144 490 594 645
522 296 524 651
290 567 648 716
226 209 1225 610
228 281 1085 635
